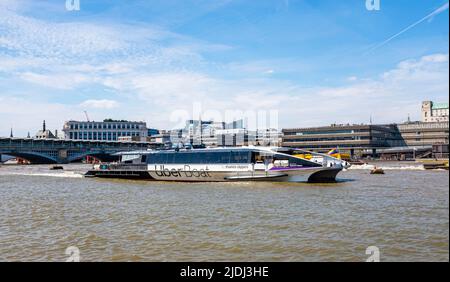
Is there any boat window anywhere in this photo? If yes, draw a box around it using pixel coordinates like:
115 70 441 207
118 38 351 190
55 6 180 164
122 154 141 162
147 153 168 164
230 151 250 163
272 154 322 168
146 150 252 164
173 152 192 164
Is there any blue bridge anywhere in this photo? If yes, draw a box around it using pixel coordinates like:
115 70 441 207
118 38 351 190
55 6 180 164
0 137 151 164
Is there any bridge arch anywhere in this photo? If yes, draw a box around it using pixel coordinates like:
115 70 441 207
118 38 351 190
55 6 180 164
67 151 120 163
0 151 58 164
1 137 151 164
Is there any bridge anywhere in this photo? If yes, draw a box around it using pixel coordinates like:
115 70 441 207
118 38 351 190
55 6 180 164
0 137 152 164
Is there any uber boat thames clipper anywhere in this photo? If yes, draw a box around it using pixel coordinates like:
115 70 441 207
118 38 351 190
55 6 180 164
85 147 349 183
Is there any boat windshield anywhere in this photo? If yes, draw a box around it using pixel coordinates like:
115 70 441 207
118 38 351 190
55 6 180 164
252 150 322 168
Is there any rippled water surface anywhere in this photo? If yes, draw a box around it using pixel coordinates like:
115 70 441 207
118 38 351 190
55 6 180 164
0 163 448 261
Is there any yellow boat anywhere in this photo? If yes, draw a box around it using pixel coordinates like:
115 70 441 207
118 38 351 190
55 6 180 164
421 160 449 170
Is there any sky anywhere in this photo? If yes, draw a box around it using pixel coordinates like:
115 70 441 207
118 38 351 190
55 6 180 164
0 0 449 136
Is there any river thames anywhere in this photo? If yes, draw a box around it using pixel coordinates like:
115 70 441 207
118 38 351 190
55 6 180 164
0 163 448 262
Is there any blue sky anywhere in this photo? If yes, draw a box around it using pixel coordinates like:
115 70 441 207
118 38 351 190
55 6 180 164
0 0 449 136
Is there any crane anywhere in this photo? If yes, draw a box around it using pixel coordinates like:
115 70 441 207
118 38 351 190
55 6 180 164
84 111 90 122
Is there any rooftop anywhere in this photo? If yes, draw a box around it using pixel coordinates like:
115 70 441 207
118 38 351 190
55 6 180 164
432 102 449 110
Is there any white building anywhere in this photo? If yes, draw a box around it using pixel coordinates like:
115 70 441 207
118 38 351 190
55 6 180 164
178 119 279 147
63 119 148 141
422 101 449 123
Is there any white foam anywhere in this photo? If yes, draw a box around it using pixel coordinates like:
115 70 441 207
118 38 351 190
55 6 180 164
348 164 425 171
1 171 84 178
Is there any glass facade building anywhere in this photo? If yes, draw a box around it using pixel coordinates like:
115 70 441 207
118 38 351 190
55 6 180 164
282 124 405 151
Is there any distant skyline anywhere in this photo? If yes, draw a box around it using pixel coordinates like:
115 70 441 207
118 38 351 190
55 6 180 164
0 0 449 136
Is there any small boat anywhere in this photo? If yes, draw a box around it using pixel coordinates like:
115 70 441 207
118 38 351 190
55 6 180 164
50 165 64 170
349 160 366 165
422 161 449 170
370 167 384 175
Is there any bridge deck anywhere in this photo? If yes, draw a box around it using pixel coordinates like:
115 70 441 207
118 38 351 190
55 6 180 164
0 137 152 164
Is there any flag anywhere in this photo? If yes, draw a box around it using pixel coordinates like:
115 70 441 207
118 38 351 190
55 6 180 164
327 148 341 160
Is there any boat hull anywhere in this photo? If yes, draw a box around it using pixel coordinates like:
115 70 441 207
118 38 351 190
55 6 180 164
86 165 342 183
146 166 342 183
85 169 153 180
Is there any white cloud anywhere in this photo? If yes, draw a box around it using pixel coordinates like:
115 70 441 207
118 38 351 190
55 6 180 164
0 1 223 93
0 10 125 60
19 72 92 90
278 53 449 126
2 54 448 134
0 2 448 135
0 97 80 136
80 99 120 109
73 53 448 130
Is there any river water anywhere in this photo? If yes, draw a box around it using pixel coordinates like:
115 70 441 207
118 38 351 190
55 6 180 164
0 162 448 262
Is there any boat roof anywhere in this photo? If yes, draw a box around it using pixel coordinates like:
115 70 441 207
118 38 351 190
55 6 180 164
112 146 341 167
114 146 285 156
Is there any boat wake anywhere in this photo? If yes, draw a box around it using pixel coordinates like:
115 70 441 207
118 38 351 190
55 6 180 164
0 171 84 178
348 164 425 171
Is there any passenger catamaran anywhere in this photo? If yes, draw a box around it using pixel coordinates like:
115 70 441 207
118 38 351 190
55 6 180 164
86 147 349 183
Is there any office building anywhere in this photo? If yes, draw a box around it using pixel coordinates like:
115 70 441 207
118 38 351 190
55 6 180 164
63 119 148 141
397 121 449 147
282 124 404 156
